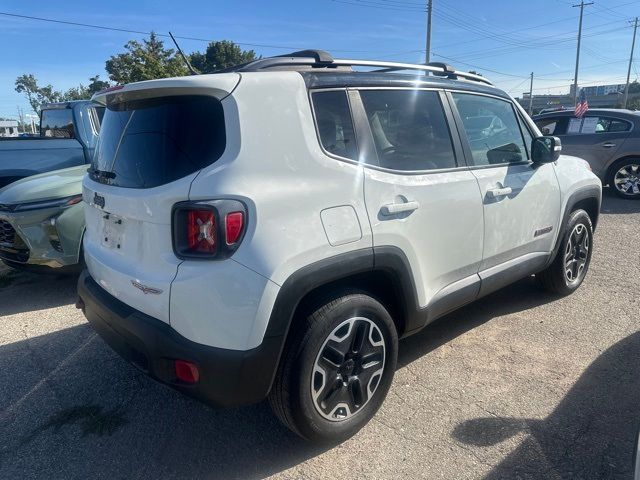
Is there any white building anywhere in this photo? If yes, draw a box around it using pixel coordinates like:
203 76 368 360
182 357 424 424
0 120 19 138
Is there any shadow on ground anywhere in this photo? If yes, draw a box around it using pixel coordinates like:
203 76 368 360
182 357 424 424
0 268 78 316
453 331 640 479
0 277 562 479
600 186 640 215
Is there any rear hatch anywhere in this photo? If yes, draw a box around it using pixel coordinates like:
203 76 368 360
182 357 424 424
83 75 238 323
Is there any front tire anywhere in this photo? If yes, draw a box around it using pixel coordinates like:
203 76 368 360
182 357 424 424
536 209 593 295
269 292 398 444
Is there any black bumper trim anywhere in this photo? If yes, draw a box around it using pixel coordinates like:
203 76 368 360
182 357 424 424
77 270 282 408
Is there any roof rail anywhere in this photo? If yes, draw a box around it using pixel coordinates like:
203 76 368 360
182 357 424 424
227 50 493 86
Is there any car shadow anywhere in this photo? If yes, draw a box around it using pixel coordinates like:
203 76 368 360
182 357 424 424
0 276 562 479
452 330 640 479
0 268 78 316
398 276 558 369
600 186 640 215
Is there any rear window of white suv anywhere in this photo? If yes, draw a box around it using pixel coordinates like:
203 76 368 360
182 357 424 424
91 95 226 188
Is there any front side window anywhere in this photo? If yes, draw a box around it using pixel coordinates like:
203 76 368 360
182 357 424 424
311 91 357 161
536 117 568 136
40 109 75 139
452 93 527 166
360 89 456 171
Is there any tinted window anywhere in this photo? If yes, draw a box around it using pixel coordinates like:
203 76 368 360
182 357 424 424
558 116 632 135
94 106 105 126
312 91 357 160
360 90 456 171
40 109 74 139
610 119 631 132
91 95 226 189
452 93 527 166
536 117 566 135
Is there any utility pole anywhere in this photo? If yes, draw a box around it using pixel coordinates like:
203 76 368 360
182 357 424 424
425 0 433 64
572 1 593 104
528 72 534 115
623 17 638 109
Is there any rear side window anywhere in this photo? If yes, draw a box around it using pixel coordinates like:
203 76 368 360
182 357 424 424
311 91 357 160
549 116 632 135
360 90 456 171
40 109 75 139
452 93 527 166
91 96 226 189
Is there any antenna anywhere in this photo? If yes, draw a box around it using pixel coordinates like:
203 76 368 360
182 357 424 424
168 31 199 75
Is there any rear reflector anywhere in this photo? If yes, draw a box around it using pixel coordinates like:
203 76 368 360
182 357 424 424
225 212 244 245
174 360 200 384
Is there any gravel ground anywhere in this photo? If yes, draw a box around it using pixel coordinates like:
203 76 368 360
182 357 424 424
0 187 638 480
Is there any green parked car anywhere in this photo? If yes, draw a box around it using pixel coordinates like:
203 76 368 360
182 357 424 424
0 165 85 272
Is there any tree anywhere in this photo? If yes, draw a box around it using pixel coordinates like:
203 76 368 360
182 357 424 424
88 75 110 95
15 74 111 114
628 80 640 94
15 74 61 114
190 40 258 73
105 32 188 84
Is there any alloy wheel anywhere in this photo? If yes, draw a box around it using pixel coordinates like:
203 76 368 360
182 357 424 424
564 223 589 284
614 163 640 197
311 317 385 422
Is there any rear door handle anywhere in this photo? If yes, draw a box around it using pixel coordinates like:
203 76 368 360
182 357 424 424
486 187 513 199
381 201 420 215
602 142 616 148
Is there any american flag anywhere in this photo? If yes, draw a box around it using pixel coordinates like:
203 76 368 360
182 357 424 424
575 88 589 118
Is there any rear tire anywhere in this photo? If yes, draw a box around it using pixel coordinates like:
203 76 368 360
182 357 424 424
607 158 640 199
269 291 398 444
536 209 593 295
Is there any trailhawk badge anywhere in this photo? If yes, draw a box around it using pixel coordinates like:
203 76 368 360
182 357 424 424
131 280 163 295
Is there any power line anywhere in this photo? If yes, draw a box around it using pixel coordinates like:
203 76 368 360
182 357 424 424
0 10 375 53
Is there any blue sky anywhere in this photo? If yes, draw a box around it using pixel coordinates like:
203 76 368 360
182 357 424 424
1 0 639 118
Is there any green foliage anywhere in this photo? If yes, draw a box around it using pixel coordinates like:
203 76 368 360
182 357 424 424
190 40 258 73
105 32 188 84
627 80 640 94
627 97 640 110
16 35 255 115
15 74 61 114
15 74 112 114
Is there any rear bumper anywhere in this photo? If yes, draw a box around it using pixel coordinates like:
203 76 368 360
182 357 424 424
77 270 283 408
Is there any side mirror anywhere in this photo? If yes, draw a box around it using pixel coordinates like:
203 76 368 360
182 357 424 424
532 136 561 164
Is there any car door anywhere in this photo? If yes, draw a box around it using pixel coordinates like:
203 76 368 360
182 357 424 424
352 88 485 320
539 114 632 179
449 91 561 295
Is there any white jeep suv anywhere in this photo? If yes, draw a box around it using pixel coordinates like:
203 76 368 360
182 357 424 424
77 50 601 443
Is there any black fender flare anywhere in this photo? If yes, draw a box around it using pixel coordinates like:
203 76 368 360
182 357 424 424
544 184 602 269
260 246 420 395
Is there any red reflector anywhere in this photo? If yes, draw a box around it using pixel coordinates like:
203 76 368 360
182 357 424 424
174 360 200 384
187 210 216 253
225 212 244 245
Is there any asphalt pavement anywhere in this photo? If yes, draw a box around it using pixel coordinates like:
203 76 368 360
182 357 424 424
0 187 638 479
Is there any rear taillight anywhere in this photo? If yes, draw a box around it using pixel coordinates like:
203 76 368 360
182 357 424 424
187 210 217 253
172 200 247 260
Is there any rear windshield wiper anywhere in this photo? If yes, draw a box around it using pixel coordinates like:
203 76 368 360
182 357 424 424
87 167 116 179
